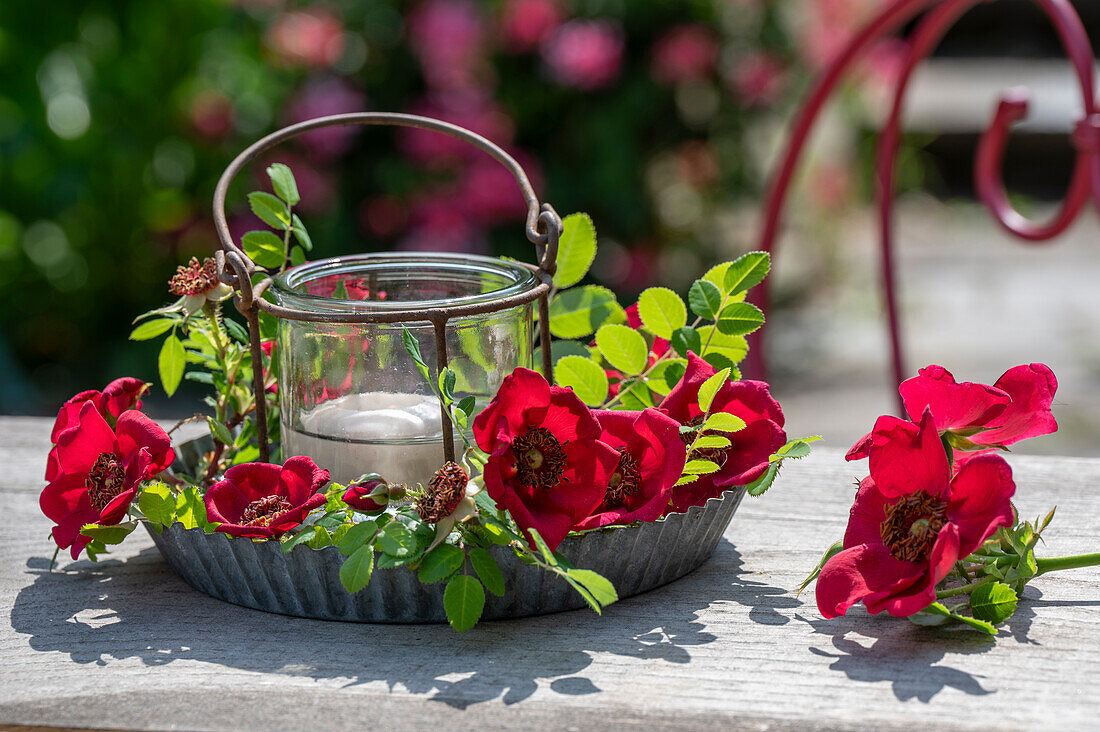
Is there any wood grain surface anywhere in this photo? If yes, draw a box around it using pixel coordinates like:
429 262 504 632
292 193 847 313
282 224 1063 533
1 416 1097 731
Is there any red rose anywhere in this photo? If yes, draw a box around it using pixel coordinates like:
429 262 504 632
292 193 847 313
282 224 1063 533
817 410 1015 618
473 368 620 551
573 408 686 530
46 378 148 481
847 363 1058 461
204 457 330 539
40 403 174 559
661 353 786 511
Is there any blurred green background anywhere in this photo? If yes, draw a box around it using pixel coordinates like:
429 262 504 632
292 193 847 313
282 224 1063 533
0 0 894 414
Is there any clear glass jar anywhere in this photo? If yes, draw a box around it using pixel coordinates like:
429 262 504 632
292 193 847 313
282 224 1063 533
272 253 536 486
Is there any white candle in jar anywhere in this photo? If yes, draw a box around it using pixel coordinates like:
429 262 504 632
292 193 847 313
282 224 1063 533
283 392 462 486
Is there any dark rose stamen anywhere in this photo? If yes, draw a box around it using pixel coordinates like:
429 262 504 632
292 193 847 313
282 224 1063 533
681 415 729 468
416 462 467 523
604 447 641 506
512 427 568 490
86 453 126 511
241 495 293 527
169 257 220 297
880 491 948 563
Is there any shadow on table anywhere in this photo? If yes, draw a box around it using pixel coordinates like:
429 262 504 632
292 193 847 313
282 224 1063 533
11 539 797 709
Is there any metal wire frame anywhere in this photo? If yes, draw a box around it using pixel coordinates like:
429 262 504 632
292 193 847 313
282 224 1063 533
750 0 1099 413
211 113 562 464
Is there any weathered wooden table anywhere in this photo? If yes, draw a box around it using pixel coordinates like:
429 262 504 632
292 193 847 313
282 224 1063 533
1 416 1097 730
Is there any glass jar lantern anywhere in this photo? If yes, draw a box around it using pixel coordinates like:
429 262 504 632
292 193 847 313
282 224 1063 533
211 113 559 485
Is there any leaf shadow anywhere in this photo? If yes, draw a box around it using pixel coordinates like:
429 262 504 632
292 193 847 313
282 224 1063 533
10 538 794 710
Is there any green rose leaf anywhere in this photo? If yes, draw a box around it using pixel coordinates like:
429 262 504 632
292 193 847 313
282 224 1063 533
670 326 702 358
339 544 375 594
554 355 609 406
80 522 136 545
722 251 771 296
567 568 618 607
241 230 285 269
595 323 648 375
129 318 175 341
337 520 379 556
280 526 318 553
683 459 720 475
746 463 780 496
207 417 233 446
444 574 486 632
248 191 291 230
697 367 731 413
716 302 765 336
647 358 687 396
693 434 731 450
266 163 300 206
553 212 597 289
376 521 416 557
291 214 312 251
688 279 724 320
175 487 212 531
697 326 748 364
636 287 687 340
158 334 186 398
138 482 176 526
703 411 746 433
417 543 466 583
469 547 506 597
548 285 622 339
969 581 1018 624
920 602 997 635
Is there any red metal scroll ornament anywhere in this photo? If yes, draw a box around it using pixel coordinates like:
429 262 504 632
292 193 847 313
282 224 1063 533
751 0 1098 412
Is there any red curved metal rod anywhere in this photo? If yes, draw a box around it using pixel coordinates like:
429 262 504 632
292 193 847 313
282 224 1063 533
752 0 1100 413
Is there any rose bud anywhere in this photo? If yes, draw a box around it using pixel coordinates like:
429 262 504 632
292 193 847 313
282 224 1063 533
343 474 400 514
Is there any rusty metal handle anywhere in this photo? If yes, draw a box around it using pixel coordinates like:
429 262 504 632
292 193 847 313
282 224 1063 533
211 112 562 276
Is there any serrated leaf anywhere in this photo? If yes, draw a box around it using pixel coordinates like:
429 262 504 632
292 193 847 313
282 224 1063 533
138 483 175 526
697 367 731 413
457 395 476 417
175 487 212 531
418 544 466 583
129 318 175 341
969 582 1018 624
339 545 375 593
716 302 765 336
722 251 771 296
567 569 618 606
553 212 597 289
922 602 997 634
688 279 724 320
337 520 378 556
291 214 312 250
636 287 687 339
674 474 700 486
772 439 815 462
670 326 702 358
555 355 609 406
647 358 687 396
281 526 319 553
548 285 622 339
207 417 233 446
80 522 136 545
595 324 648 375
702 411 746 433
616 378 655 410
266 163 300 206
469 547 506 597
224 318 249 345
534 339 594 375
527 528 558 566
289 246 306 266
376 521 416 557
683 459 720 475
692 434 731 450
248 191 290 230
241 230 285 269
444 574 485 632
697 326 748 364
158 334 186 398
401 327 432 384
746 463 780 496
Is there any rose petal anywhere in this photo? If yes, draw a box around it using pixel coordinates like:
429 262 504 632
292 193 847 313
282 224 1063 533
279 456 330 504
946 453 1016 557
115 411 174 476
843 476 888 549
816 543 923 619
54 403 116 476
974 363 1059 446
868 410 949 500
473 368 551 452
900 364 1010 432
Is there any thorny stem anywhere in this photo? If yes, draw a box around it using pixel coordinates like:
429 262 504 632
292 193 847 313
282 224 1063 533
167 413 207 435
1035 552 1100 575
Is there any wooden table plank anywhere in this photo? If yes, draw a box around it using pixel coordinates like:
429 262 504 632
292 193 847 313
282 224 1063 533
1 417 1097 730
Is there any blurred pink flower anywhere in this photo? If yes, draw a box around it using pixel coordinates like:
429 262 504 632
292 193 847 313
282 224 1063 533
266 8 345 68
542 19 624 90
359 195 409 239
189 90 234 139
459 150 541 225
651 24 719 85
500 0 563 53
400 191 486 254
727 51 788 107
398 93 515 168
407 0 488 90
676 140 720 189
285 77 367 161
807 160 855 211
859 38 909 96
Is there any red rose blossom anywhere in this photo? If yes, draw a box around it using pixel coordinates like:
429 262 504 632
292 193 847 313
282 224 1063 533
817 410 1016 618
46 378 148 481
40 403 174 559
573 408 686 530
846 363 1058 461
472 368 620 550
343 476 390 515
204 456 330 539
660 353 786 512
